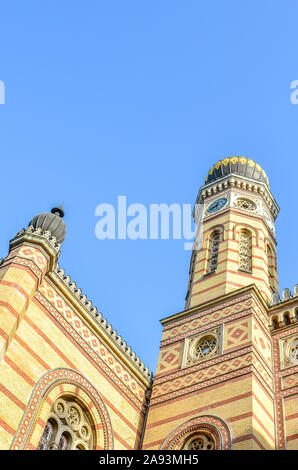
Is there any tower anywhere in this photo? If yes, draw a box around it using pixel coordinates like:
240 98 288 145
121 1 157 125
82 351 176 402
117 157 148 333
185 156 279 309
142 156 297 450
0 158 297 451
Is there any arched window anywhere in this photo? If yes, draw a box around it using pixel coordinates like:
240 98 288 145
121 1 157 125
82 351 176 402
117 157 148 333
208 230 221 273
239 229 252 272
38 397 93 450
160 415 232 450
284 313 291 326
267 245 275 290
38 421 54 450
272 316 279 330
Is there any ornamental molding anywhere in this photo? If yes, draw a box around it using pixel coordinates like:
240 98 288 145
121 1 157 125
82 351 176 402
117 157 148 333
11 368 114 450
279 333 298 369
6 229 153 385
195 174 279 220
47 265 153 385
160 415 232 450
161 284 268 328
9 226 60 271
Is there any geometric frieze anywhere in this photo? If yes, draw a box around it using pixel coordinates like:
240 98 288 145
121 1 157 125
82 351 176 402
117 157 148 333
37 280 146 406
252 319 272 367
162 295 254 343
153 351 252 398
151 348 273 401
223 319 251 352
155 345 181 377
282 373 298 390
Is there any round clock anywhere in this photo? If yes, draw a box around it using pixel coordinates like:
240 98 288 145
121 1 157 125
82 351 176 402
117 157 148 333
207 197 228 214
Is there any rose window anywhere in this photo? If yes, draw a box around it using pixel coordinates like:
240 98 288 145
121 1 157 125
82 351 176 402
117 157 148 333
184 434 215 450
38 397 93 450
68 406 80 427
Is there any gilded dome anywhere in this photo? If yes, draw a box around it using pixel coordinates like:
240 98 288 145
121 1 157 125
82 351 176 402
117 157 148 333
29 205 66 244
205 156 269 188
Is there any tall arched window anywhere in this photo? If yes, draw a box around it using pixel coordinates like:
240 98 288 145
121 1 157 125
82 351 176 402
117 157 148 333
208 230 221 273
239 229 252 272
38 397 93 450
267 244 275 290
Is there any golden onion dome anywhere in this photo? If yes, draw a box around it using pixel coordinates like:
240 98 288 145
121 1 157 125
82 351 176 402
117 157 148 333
205 156 269 188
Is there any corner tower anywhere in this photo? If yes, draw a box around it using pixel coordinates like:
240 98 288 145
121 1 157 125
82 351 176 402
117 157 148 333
185 156 279 309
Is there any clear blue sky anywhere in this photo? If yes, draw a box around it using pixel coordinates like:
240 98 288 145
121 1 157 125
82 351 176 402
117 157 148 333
0 1 298 373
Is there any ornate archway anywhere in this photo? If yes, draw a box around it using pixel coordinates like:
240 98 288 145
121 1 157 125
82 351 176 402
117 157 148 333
11 368 114 450
160 415 232 450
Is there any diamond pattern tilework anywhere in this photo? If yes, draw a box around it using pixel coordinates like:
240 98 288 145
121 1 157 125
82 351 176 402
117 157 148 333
38 280 145 405
153 353 253 397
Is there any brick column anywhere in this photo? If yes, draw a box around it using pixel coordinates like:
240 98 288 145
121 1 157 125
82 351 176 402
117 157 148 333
0 227 60 361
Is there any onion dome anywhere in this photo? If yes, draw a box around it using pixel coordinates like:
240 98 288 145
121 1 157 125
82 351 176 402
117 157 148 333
28 205 66 244
205 156 269 188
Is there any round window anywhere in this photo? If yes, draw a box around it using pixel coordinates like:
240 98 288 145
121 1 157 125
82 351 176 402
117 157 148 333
184 433 215 450
193 335 217 359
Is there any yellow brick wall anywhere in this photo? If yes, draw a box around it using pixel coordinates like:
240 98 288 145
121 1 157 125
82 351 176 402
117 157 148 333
0 241 150 450
144 288 276 450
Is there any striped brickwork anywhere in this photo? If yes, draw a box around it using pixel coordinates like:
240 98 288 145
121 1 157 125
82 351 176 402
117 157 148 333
143 287 277 450
0 240 151 450
189 200 278 309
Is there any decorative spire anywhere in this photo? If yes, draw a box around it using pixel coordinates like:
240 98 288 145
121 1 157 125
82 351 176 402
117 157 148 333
51 204 65 218
28 205 66 244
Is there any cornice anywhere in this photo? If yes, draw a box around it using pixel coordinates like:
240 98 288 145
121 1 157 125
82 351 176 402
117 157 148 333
9 226 60 271
160 284 268 327
194 174 280 220
48 266 153 387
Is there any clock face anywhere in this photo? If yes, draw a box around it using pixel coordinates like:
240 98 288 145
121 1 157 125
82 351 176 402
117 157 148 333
207 198 228 214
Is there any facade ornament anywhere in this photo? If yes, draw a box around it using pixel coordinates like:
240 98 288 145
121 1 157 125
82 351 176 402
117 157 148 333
282 288 291 301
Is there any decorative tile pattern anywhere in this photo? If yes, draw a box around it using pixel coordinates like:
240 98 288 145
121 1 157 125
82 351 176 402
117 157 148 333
282 373 298 390
155 345 181 376
11 368 113 450
162 295 253 342
272 325 298 449
7 245 48 274
152 353 253 399
37 281 146 408
252 319 272 366
224 320 250 351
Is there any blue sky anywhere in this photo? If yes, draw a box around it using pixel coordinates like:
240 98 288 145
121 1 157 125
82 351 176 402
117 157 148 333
1 1 298 373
